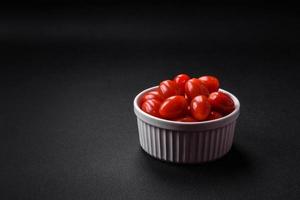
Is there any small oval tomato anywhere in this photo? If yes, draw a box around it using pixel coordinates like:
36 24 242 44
208 92 235 114
159 96 188 119
199 75 220 93
159 80 180 98
207 111 223 120
140 90 164 105
176 115 197 122
174 74 190 95
184 94 191 104
190 95 211 121
141 99 161 117
185 78 209 100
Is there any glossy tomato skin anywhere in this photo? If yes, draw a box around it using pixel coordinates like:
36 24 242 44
174 74 190 95
207 111 223 120
190 95 211 121
140 90 164 105
176 115 197 122
141 99 161 117
159 80 180 98
159 95 188 119
208 92 235 114
199 75 220 93
185 78 209 100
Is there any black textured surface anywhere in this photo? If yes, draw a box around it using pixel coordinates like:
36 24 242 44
1 4 300 200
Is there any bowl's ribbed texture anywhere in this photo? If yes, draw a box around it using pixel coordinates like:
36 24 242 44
134 86 240 164
137 118 236 163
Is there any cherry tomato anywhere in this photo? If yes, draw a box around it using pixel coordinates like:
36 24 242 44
141 99 161 117
176 115 197 122
174 74 190 95
159 96 188 119
190 95 211 121
207 111 223 120
208 92 235 114
185 78 209 100
184 94 192 104
159 80 180 98
140 90 164 105
199 75 220 93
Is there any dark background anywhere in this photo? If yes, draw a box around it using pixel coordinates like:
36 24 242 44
1 3 300 200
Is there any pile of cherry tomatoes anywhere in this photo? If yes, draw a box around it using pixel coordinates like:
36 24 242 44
140 74 235 122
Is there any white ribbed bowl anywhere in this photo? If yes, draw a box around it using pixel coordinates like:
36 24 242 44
133 86 240 164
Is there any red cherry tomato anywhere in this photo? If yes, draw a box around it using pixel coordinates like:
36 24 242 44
199 75 220 93
159 80 180 98
176 115 197 122
174 74 190 95
140 90 164 105
185 78 209 100
208 92 235 114
207 111 223 120
190 95 211 121
159 96 188 119
184 94 192 105
141 99 161 117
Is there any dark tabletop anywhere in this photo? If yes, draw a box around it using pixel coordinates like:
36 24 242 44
1 4 300 200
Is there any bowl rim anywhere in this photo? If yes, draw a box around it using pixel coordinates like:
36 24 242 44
133 86 240 130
